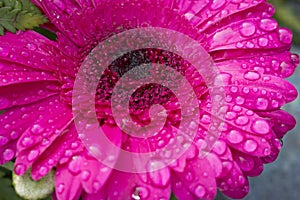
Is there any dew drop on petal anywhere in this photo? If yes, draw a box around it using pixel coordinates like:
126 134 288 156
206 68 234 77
240 22 256 37
235 96 245 105
258 38 269 47
235 116 249 125
57 183 65 194
225 111 236 120
135 186 149 198
278 29 292 44
27 150 39 161
210 0 226 10
194 184 206 198
0 47 9 57
259 18 278 31
244 71 261 81
26 43 37 51
93 181 101 191
243 139 258 152
3 148 14 161
264 147 271 156
14 163 26 175
81 170 91 181
39 166 48 176
21 137 34 147
30 124 44 135
227 130 244 144
238 175 246 185
0 96 9 110
0 136 8 146
68 157 82 174
251 119 270 134
185 171 194 181
256 98 269 110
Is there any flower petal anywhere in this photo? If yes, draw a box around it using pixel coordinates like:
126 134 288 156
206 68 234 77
172 158 217 200
55 163 83 200
15 97 73 176
105 170 171 199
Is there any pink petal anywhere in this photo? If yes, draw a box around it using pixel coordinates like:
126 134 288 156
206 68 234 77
0 81 59 110
31 124 83 180
198 0 269 31
217 162 249 199
0 71 57 86
15 97 73 176
232 150 264 177
217 68 297 110
0 31 70 72
216 51 298 78
172 158 217 200
105 170 171 199
257 110 296 138
55 163 83 200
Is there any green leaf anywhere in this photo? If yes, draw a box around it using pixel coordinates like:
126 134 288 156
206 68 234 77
0 161 14 171
0 178 22 200
0 0 48 35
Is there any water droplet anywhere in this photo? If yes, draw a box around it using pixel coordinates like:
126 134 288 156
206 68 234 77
185 171 194 181
264 147 271 156
21 51 29 57
57 183 65 194
21 137 34 147
230 86 238 93
0 47 9 57
14 163 26 175
93 181 101 191
157 140 165 147
251 119 270 134
214 73 232 86
0 96 9 110
227 130 244 144
240 22 256 37
26 43 37 51
256 97 269 110
189 121 198 130
175 181 183 188
246 41 255 48
210 0 226 10
258 37 269 47
27 150 39 161
235 96 245 105
30 124 44 135
0 135 8 146
200 114 211 124
244 139 258 152
271 100 279 108
68 157 82 174
48 159 54 165
259 18 277 31
225 111 236 120
81 170 91 181
213 140 226 155
278 28 292 44
135 186 149 198
39 166 48 176
3 148 14 160
195 184 206 198
238 175 246 185
235 116 249 125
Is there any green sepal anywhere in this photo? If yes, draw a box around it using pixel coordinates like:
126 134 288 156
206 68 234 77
0 0 48 35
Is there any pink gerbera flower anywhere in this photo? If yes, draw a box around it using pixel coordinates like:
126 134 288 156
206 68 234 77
0 0 299 199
